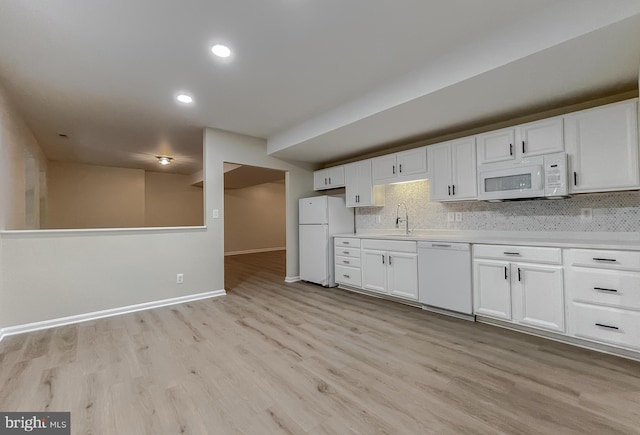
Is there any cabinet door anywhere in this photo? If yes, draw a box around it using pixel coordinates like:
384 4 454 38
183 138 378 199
473 260 512 320
512 264 565 332
372 155 397 184
313 169 329 190
362 249 387 294
451 137 477 200
328 166 345 187
476 128 515 165
429 143 452 201
356 160 377 206
565 100 639 193
397 147 428 179
387 252 418 300
344 163 359 207
518 117 564 158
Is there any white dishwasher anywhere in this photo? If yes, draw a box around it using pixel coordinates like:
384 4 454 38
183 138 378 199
418 241 473 316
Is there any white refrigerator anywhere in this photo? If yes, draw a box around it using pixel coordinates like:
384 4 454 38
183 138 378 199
299 196 354 287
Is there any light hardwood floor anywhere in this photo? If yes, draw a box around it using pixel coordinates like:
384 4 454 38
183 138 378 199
1 250 640 434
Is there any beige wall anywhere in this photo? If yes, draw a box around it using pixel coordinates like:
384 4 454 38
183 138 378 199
46 162 146 229
224 182 285 254
145 171 203 227
0 84 47 231
45 163 204 229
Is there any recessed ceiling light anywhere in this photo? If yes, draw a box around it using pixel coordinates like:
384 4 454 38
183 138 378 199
157 156 173 165
211 44 231 58
176 93 193 104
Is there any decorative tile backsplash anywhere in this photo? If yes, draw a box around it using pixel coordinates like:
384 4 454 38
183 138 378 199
356 180 640 232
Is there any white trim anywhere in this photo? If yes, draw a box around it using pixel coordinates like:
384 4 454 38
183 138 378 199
0 290 226 343
224 247 285 256
284 276 301 283
0 226 207 236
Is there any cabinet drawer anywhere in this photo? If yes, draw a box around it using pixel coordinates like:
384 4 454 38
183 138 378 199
568 269 640 310
335 265 362 287
336 256 361 268
474 244 561 264
335 238 361 248
569 303 640 350
335 247 360 258
568 249 640 271
362 239 417 253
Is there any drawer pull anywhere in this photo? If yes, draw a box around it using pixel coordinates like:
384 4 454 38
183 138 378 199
504 252 521 256
343 241 350 245
343 274 350 279
594 287 618 293
342 251 349 254
593 257 617 262
432 244 451 248
595 323 619 330
343 260 350 264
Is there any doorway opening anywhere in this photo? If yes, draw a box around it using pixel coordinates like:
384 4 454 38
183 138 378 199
223 162 287 291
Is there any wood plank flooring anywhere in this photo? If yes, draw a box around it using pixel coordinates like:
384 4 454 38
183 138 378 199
1 250 640 434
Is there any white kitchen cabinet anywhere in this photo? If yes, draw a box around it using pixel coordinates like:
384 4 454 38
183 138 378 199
429 137 477 201
565 99 639 194
476 118 564 165
335 238 362 288
345 160 385 207
473 245 565 333
361 239 418 301
313 166 345 190
372 147 428 185
474 260 512 320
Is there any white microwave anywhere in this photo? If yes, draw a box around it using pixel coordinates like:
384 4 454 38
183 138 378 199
478 152 569 201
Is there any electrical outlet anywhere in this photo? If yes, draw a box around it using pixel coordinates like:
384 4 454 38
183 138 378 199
447 212 454 222
455 212 463 222
212 209 219 219
176 273 184 284
376 215 382 224
581 208 593 221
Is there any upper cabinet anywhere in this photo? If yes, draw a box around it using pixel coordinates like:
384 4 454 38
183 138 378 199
564 99 639 194
345 160 385 207
372 147 428 185
429 137 477 201
476 117 564 165
313 166 345 190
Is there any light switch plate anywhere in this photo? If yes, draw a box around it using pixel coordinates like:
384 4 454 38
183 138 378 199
455 212 463 222
212 209 219 219
447 212 454 222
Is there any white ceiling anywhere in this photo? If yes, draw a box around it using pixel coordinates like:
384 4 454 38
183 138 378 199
0 0 639 174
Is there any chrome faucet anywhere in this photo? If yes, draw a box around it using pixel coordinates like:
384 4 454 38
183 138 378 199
396 203 409 235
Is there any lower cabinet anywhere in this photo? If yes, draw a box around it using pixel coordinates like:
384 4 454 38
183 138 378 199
473 245 565 333
361 240 418 301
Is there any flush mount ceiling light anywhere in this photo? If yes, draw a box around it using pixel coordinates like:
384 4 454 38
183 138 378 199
157 156 173 166
176 93 193 104
211 44 231 58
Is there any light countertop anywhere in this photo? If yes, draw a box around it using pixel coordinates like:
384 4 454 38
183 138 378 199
333 230 640 250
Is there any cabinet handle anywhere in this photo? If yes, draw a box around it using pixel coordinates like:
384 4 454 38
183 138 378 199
343 274 350 279
399 164 403 173
522 140 525 154
503 252 521 256
573 171 577 186
509 143 513 156
594 287 618 293
392 165 396 175
324 178 328 185
343 260 350 264
382 254 385 264
448 185 451 196
452 185 455 195
389 255 392 265
329 177 331 184
595 323 619 330
504 266 508 280
517 267 522 282
342 251 349 254
593 257 617 262
432 244 451 248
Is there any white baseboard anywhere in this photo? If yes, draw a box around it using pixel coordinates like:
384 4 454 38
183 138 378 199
0 289 226 343
284 276 301 283
224 247 285 256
